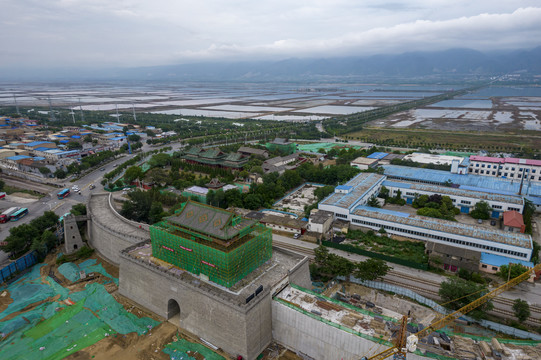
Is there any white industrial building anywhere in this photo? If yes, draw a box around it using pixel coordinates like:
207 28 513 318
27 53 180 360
468 155 541 182
318 172 533 264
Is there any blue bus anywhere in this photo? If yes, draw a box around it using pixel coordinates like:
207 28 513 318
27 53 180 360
57 188 70 199
10 208 28 221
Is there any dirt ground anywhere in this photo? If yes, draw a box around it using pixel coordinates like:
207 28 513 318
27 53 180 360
2 249 304 360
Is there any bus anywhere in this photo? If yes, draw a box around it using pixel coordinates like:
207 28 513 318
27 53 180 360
0 207 19 223
10 208 28 221
57 188 71 199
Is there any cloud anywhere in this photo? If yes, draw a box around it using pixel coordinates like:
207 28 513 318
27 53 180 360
1 1 540 69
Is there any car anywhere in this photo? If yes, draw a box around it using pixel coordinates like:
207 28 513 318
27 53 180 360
100 168 106 171
89 184 95 190
477 219 483 224
123 187 130 191
293 233 300 239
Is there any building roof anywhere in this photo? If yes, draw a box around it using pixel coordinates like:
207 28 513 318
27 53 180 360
271 138 290 144
34 146 57 152
352 205 532 249
185 185 209 195
321 173 385 210
382 179 524 205
238 146 268 156
470 155 541 167
351 157 379 166
32 157 45 161
403 153 464 165
6 155 32 161
110 136 126 141
480 252 534 268
503 211 525 228
309 209 334 224
167 201 256 240
25 141 54 147
382 165 541 197
367 152 389 159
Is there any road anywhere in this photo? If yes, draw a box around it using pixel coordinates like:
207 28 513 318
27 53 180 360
272 234 541 325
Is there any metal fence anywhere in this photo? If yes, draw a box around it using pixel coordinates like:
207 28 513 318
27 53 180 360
0 251 38 284
341 276 541 341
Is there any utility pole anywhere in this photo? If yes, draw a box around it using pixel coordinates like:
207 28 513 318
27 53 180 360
71 108 76 124
116 104 120 124
132 103 137 122
13 94 20 115
79 98 84 122
48 96 56 121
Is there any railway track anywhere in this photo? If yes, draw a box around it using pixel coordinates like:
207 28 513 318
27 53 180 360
272 241 541 324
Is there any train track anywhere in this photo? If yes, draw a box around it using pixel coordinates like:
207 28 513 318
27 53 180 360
272 241 541 323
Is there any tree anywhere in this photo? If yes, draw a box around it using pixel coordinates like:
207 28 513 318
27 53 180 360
67 141 82 150
71 203 87 216
497 263 529 281
38 167 51 175
148 153 170 168
146 168 169 186
366 195 380 208
513 299 530 323
0 179 5 191
149 202 165 224
470 201 491 220
30 211 59 232
1 224 40 255
353 258 390 281
54 169 67 179
439 277 493 320
128 134 141 142
124 166 144 184
84 135 93 143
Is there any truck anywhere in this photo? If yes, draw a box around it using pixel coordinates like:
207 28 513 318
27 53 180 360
0 207 20 223
0 192 6 199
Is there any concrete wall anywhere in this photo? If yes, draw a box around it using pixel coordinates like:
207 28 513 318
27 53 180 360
272 300 429 360
119 252 272 360
288 257 311 289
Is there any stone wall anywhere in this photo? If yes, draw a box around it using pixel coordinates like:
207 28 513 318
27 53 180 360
272 300 430 360
119 250 272 360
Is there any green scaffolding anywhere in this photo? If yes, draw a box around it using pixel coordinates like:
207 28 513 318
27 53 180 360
151 222 272 288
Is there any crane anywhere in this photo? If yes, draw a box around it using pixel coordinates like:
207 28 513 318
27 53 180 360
361 263 541 360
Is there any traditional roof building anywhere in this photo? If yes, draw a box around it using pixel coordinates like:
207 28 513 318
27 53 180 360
182 146 248 169
503 210 526 233
150 201 272 288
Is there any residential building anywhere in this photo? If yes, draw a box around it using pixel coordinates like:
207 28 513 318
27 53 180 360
503 211 526 233
468 155 541 182
350 157 379 170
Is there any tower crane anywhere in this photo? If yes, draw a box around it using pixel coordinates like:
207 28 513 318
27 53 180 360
361 263 541 360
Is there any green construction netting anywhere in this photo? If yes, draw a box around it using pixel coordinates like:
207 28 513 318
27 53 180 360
0 262 159 360
163 338 226 360
58 260 119 285
297 142 362 152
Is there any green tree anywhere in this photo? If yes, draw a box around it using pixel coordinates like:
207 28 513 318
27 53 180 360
66 141 82 150
148 153 170 168
470 201 491 220
83 135 93 143
124 166 144 184
71 203 87 216
497 263 529 281
366 195 380 208
30 211 59 232
512 299 530 323
1 224 40 255
149 202 164 224
54 168 67 179
146 168 169 186
439 277 493 320
0 179 4 191
353 258 390 281
38 167 51 175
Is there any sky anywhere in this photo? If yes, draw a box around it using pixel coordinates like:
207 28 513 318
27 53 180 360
2 1 541 70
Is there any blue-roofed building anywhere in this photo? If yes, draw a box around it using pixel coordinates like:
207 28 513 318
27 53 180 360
479 253 535 279
318 169 534 272
33 156 46 161
59 140 70 144
71 135 81 139
24 141 55 150
367 152 388 160
6 155 32 161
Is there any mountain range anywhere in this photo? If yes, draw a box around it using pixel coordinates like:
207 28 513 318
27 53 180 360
4 47 541 82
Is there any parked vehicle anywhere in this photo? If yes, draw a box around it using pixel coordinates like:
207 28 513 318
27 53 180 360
57 188 71 199
89 184 95 190
10 208 28 221
0 207 19 223
0 192 6 199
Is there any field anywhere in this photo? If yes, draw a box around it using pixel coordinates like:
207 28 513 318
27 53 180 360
346 127 541 151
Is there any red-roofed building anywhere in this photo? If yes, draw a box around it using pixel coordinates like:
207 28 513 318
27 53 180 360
503 210 526 233
469 155 541 182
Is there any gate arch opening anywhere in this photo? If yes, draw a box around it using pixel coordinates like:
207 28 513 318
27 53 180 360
167 299 181 325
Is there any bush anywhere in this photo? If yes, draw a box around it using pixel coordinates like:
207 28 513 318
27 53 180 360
76 246 94 260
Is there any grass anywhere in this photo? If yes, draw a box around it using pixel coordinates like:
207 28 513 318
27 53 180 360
3 185 45 198
345 128 541 151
